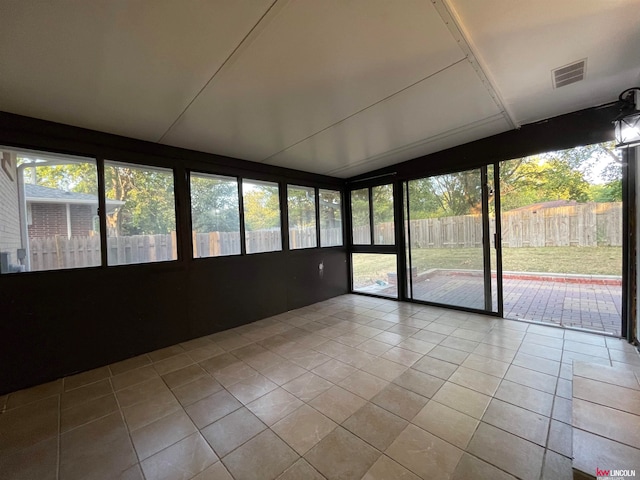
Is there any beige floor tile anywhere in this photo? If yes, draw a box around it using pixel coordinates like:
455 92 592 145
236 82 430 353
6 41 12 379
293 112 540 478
439 337 479 353
609 348 640 366
513 352 560 376
411 356 458 380
519 342 563 362
115 377 169 408
574 398 640 448
361 357 407 382
261 361 306 385
61 378 113 410
282 372 333 402
148 345 185 363
375 331 406 346
309 385 367 423
548 419 572 457
432 382 491 419
122 390 181 431
572 429 640 477
187 344 226 363
180 337 214 351
541 450 572 480
0 436 57 480
472 343 517 363
305 427 380 480
381 347 422 367
573 376 640 415
213 362 259 388
551 396 572 424
61 393 119 433
449 366 502 396
397 338 437 355
201 407 266 457
276 459 326 480
482 398 550 446
334 348 376 369
199 352 242 374
64 366 111 391
343 403 407 451
186 389 242 429
312 359 358 383
338 370 389 400
222 430 298 480
371 383 429 421
334 333 368 347
171 375 223 407
362 455 420 480
354 325 386 339
392 368 444 399
130 409 197 460
109 354 152 376
423 322 456 335
556 378 572 399
467 423 544 480
523 333 564 349
272 404 337 455
246 387 303 425
227 373 278 404
386 424 463 479
412 400 479 449
6 379 62 409
192 462 234 480
461 353 510 378
451 453 518 480
161 364 207 389
0 395 59 455
357 339 394 356
141 432 217 480
573 361 639 390
153 353 194 376
504 365 557 394
112 365 159 391
288 351 332 370
60 412 138 480
427 345 470 365
494 379 554 416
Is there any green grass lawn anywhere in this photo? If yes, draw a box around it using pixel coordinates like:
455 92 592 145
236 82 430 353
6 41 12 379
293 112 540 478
353 246 622 285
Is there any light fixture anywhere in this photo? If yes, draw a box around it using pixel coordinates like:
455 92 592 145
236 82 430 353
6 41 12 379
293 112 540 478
614 87 640 148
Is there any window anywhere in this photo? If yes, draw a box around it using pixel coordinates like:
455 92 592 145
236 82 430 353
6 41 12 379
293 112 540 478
104 162 177 265
0 147 101 273
242 179 282 254
352 253 398 298
372 184 394 245
351 188 371 244
288 185 317 249
190 173 241 257
319 189 343 247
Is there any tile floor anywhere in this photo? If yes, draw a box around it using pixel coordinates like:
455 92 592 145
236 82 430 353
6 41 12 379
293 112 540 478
1 294 639 480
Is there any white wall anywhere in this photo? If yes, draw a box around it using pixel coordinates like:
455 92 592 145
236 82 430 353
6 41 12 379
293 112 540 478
0 151 22 265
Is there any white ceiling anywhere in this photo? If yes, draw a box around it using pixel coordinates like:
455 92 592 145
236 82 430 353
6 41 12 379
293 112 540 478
1 0 638 178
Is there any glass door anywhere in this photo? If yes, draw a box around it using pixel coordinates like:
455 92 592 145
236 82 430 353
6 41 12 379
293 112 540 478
405 167 495 312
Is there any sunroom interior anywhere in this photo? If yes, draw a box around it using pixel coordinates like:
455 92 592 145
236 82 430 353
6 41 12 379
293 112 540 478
1 1 640 480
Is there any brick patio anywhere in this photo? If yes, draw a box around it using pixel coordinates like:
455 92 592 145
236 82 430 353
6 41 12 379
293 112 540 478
408 272 622 336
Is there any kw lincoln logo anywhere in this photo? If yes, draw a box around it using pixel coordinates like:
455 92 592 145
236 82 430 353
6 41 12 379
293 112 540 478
597 468 636 480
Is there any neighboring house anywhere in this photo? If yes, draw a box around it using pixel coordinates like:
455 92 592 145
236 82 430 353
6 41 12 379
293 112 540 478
25 183 124 239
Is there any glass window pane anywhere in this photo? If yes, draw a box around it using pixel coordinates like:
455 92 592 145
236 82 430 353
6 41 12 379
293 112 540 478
288 185 317 249
373 184 394 245
1 147 101 273
242 179 282 254
190 173 241 257
352 253 398 298
319 189 343 247
351 188 371 244
105 162 177 265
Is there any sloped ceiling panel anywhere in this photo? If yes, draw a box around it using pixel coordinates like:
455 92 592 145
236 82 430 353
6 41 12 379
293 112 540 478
266 61 507 176
450 0 640 125
161 0 466 161
0 0 274 141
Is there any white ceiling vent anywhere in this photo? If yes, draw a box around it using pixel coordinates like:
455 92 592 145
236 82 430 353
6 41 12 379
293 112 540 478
552 59 586 89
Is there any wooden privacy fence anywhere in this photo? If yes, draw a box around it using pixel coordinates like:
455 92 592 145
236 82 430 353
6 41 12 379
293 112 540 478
354 202 622 248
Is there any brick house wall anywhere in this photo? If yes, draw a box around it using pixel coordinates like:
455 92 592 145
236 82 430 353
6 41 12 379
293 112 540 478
28 203 95 238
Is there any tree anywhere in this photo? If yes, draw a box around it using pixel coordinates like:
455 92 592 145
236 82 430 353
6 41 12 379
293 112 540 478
190 176 240 232
242 184 280 231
